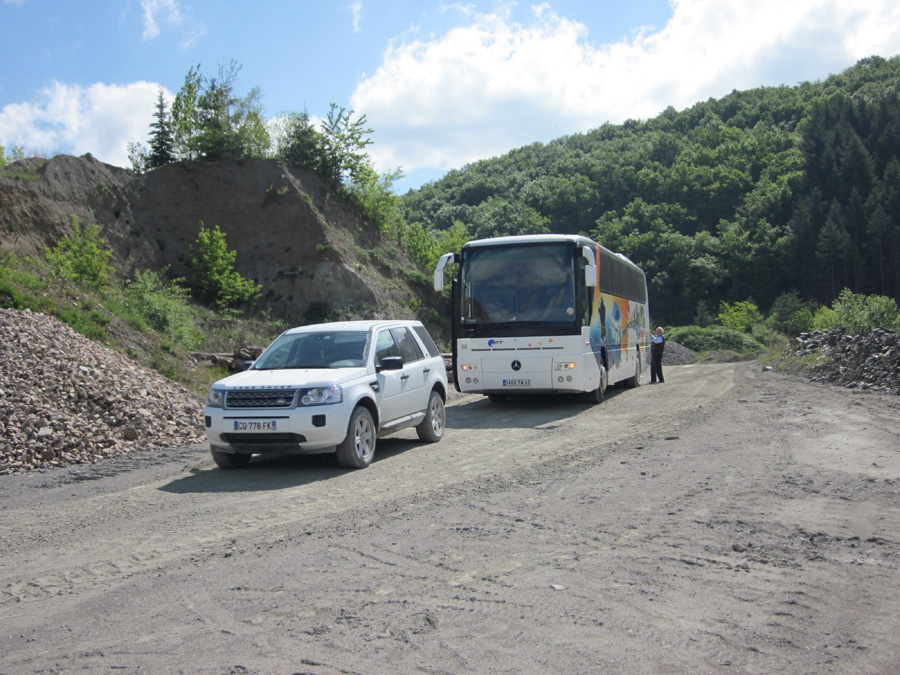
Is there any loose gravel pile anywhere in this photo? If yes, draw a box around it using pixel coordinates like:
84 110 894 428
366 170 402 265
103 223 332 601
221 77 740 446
662 340 694 366
0 308 205 475
793 328 900 394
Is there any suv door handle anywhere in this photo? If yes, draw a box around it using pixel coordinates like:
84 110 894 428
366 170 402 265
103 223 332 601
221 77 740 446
400 373 410 381
423 367 431 373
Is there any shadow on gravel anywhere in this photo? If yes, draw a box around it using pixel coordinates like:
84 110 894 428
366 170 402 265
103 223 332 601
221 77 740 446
158 436 427 494
447 386 627 430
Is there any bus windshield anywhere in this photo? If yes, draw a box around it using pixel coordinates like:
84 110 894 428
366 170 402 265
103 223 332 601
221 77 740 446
461 243 577 326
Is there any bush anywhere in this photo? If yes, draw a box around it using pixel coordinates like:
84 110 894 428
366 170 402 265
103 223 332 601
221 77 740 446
666 325 765 355
187 222 262 309
812 289 900 335
768 291 817 335
46 215 115 290
117 269 203 349
787 306 815 335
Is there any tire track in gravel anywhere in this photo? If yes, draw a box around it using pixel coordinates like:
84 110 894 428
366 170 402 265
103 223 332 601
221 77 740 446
0 364 735 605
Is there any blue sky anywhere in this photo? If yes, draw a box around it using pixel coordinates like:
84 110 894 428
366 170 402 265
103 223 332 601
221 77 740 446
2 1 900 193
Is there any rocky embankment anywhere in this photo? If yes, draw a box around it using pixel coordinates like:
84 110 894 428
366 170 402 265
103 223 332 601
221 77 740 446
793 328 900 395
0 308 204 475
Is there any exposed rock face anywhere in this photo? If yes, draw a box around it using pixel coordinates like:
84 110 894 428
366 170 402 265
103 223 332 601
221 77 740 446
0 308 204 474
0 154 427 322
793 328 900 394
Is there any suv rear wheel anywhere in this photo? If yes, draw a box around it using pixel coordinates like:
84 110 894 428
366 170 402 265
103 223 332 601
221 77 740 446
416 390 445 442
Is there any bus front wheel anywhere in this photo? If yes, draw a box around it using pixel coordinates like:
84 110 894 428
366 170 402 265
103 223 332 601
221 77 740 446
585 367 607 404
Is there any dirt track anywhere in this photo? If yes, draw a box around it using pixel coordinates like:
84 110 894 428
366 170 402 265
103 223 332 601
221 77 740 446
1 362 899 674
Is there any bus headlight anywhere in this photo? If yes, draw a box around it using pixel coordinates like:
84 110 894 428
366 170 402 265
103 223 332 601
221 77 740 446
460 364 480 372
554 362 576 371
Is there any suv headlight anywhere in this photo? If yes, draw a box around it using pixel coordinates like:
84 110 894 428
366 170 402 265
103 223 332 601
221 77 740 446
300 385 343 406
207 388 226 408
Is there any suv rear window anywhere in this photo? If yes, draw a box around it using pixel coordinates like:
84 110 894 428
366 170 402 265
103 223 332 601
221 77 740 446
392 327 424 363
413 325 441 358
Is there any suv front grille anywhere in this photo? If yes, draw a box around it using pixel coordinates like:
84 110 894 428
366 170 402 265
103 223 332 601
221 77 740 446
225 389 297 409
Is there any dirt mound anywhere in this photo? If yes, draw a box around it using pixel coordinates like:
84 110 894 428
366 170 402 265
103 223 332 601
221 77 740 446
0 154 433 325
0 308 204 474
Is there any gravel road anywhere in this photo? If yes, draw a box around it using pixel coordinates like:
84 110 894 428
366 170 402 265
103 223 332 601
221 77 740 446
1 361 899 674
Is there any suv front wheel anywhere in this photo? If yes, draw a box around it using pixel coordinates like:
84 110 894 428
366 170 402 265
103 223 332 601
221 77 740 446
336 406 376 468
210 447 252 469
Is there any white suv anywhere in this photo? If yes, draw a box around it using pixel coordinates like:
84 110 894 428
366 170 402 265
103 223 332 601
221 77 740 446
204 320 448 469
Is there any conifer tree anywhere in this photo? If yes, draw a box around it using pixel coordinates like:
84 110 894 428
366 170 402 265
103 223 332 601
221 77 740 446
147 91 176 168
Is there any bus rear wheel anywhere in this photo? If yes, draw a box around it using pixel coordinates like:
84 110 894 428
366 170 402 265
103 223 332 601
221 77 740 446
625 354 641 388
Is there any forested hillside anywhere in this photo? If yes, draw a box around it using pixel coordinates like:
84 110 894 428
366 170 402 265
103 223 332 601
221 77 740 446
400 55 900 325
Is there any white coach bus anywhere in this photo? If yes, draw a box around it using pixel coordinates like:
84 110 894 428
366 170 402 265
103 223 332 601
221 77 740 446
434 234 649 403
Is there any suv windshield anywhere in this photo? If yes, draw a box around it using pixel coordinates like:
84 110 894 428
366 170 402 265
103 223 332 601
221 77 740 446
253 331 369 369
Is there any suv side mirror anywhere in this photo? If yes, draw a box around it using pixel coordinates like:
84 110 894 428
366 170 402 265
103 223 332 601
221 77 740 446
377 356 404 372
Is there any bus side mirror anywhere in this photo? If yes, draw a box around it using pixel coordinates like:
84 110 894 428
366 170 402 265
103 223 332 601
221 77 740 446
434 252 458 291
581 247 597 287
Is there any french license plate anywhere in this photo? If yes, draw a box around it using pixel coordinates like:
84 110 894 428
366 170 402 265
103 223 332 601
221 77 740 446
233 419 278 432
502 379 531 387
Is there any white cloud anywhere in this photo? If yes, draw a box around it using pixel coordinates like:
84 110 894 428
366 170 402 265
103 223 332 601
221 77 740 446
352 0 900 177
140 0 183 40
0 81 169 168
179 21 208 50
350 2 362 33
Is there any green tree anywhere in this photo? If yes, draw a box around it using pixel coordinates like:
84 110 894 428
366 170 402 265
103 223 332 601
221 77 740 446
127 142 149 174
194 61 270 161
319 103 373 190
187 222 262 309
816 201 851 300
275 109 323 171
350 166 404 237
147 90 176 168
867 204 891 295
0 145 23 167
172 64 202 160
46 215 115 290
717 300 763 334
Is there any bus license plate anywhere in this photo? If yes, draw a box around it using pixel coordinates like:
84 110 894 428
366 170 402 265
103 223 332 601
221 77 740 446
233 419 278 432
502 379 531 387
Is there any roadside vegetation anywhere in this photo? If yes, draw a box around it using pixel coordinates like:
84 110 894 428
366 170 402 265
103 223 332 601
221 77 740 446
0 215 282 395
663 290 900 368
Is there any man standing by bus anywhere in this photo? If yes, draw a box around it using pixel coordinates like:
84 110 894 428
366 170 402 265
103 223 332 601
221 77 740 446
650 326 666 384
